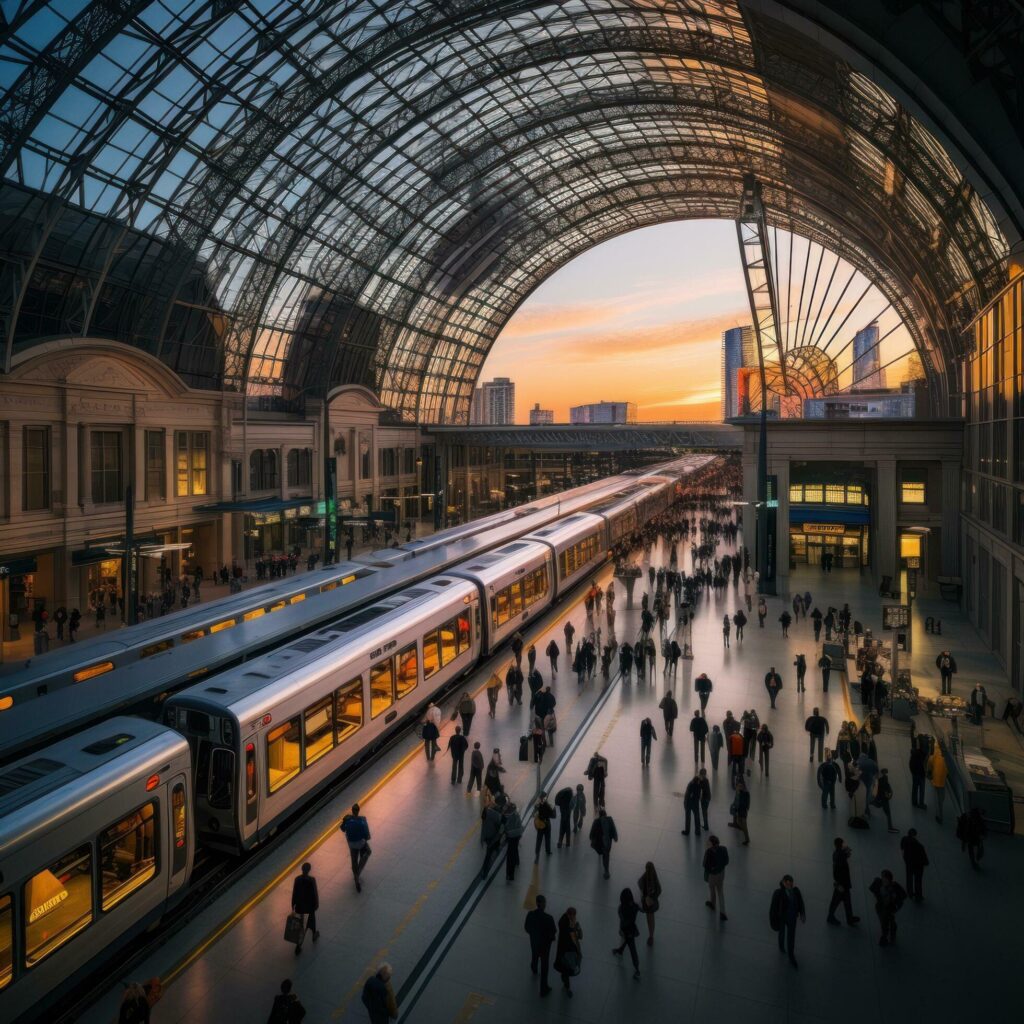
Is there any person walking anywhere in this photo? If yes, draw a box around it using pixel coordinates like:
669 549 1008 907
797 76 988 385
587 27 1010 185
361 964 398 1024
421 717 439 762
927 745 948 823
733 608 747 642
695 672 713 711
769 875 806 968
794 653 807 693
818 652 832 693
868 870 906 947
637 862 662 946
900 828 929 901
817 754 840 809
703 834 729 921
467 742 484 793
290 863 320 953
586 751 608 808
524 895 557 997
757 597 767 628
589 807 618 878
722 614 731 648
572 784 587 836
689 710 708 766
681 773 702 836
485 672 501 718
826 838 861 926
268 979 306 1023
805 708 829 763
639 717 657 767
698 768 712 830
935 650 957 695
340 803 373 892
658 690 678 737
611 889 642 980
533 792 555 863
957 807 987 868
503 802 525 882
779 610 791 637
445 725 469 785
554 907 583 997
546 638 560 676
480 802 504 876
811 606 823 641
709 724 724 771
554 786 574 848
730 777 750 844
726 728 745 781
484 748 506 798
909 744 928 809
874 768 899 833
764 667 782 709
68 607 81 641
756 723 773 777
457 692 476 736
857 751 878 818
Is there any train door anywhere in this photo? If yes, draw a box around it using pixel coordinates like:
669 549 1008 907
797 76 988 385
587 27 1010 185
174 711 240 850
167 773 194 894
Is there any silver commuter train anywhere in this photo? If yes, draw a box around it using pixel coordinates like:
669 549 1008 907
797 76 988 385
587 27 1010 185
0 719 193 1022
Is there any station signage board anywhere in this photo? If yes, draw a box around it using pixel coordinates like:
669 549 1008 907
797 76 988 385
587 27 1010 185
882 604 910 630
802 523 846 535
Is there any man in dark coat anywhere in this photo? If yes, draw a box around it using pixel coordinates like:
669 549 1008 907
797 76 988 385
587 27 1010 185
769 875 806 967
681 773 702 835
554 786 574 848
935 650 957 695
659 691 678 737
586 752 608 807
290 862 319 952
900 828 929 902
909 745 928 808
826 838 860 926
805 708 830 763
588 807 618 878
447 726 469 785
764 667 782 709
695 672 713 711
689 710 709 766
818 652 832 692
868 870 906 947
361 964 397 1023
524 894 558 996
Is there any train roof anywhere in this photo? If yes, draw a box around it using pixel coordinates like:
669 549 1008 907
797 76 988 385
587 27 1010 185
0 718 187 857
450 540 552 587
524 511 606 546
166 575 477 723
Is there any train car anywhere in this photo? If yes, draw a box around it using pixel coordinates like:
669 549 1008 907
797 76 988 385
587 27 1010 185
448 541 554 654
163 576 480 853
523 512 609 600
0 719 193 1023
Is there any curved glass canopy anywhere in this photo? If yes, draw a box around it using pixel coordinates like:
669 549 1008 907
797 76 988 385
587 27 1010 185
0 0 1009 421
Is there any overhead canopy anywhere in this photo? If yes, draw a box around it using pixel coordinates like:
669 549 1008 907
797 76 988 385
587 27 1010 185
0 1 1013 420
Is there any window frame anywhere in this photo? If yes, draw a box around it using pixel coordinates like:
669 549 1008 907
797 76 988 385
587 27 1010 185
395 642 418 699
145 429 166 501
303 695 336 767
335 676 364 742
900 480 927 504
90 430 124 505
22 425 51 512
98 801 159 913
23 843 94 969
266 716 302 794
369 659 394 718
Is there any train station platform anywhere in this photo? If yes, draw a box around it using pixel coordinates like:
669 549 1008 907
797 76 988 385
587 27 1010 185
79 550 1020 1024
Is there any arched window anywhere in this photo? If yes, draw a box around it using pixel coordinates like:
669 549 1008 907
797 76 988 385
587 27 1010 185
263 449 278 489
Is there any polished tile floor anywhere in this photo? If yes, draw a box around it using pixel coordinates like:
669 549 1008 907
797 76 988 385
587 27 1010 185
80 538 1021 1024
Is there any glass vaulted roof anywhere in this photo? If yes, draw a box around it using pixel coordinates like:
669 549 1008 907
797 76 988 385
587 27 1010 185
0 0 1010 421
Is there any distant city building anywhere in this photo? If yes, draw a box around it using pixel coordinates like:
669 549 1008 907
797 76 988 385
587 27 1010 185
852 321 885 390
470 377 516 424
803 386 915 419
721 325 756 419
569 401 637 424
529 402 554 425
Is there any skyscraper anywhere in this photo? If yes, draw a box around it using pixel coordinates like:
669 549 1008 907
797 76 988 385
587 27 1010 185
529 402 554 425
721 325 756 418
470 377 516 424
569 401 637 424
852 322 884 389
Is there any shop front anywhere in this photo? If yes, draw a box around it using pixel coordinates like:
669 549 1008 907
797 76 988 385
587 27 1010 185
790 521 869 568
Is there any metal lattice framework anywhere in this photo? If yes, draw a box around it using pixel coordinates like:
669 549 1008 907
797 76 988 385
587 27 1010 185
0 1 1012 421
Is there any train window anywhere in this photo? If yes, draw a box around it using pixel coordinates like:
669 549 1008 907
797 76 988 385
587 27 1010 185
0 894 10 989
289 593 305 604
509 581 523 615
370 661 394 718
99 802 158 912
73 661 114 683
24 845 93 968
335 678 363 742
457 612 471 654
304 697 335 766
493 588 509 627
269 601 286 612
172 784 189 873
208 749 234 810
320 581 338 593
422 628 440 678
439 620 457 666
396 644 418 699
243 608 265 621
209 619 234 634
522 571 535 604
180 629 205 644
142 640 172 658
266 718 301 793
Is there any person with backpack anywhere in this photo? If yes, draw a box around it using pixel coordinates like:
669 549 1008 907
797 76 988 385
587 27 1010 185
554 786 574 848
586 752 608 807
658 690 678 737
268 979 306 1023
361 964 397 1023
554 907 583 997
868 869 906 947
589 807 618 878
533 792 555 863
702 835 729 921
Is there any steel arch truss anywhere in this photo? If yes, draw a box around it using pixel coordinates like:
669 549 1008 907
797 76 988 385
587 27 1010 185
0 0 1011 416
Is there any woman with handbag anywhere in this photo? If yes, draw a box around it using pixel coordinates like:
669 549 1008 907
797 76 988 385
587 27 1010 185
611 888 641 979
637 862 662 946
554 907 583 997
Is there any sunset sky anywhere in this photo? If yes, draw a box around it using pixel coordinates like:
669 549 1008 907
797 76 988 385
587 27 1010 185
482 220 915 423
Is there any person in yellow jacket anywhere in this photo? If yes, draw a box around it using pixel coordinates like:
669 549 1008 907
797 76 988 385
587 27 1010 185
927 746 948 823
486 672 502 718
